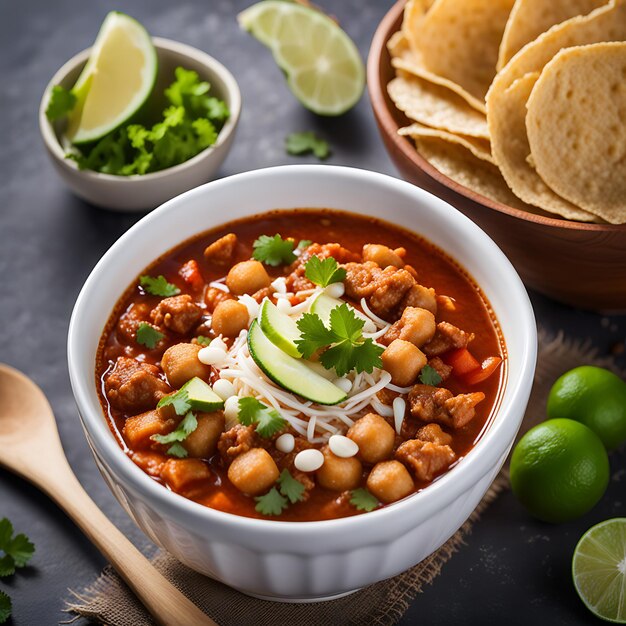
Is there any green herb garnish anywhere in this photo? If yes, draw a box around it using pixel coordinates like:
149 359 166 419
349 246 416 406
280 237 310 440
136 323 165 349
286 131 330 160
304 255 346 288
0 591 11 624
65 67 229 175
297 239 312 249
419 364 443 386
0 518 35 578
139 274 180 297
296 304 384 377
195 335 212 346
277 469 306 504
350 488 379 512
45 85 77 121
254 487 289 516
151 412 197 457
157 389 192 416
237 397 287 438
252 234 297 266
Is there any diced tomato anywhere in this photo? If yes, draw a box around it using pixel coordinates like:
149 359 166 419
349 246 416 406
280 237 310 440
179 259 204 291
444 348 481 376
464 356 503 385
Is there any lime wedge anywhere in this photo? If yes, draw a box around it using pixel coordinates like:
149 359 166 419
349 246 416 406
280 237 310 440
573 518 626 623
238 1 364 116
68 12 157 144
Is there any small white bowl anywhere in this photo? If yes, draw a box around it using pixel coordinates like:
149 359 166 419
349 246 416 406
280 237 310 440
39 38 241 212
68 165 537 601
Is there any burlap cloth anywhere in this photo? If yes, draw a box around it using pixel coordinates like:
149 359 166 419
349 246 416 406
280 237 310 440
65 328 622 626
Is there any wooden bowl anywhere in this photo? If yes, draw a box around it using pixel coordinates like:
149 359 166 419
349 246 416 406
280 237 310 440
368 0 626 312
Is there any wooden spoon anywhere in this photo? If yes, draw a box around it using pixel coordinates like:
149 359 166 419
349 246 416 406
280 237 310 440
0 364 218 626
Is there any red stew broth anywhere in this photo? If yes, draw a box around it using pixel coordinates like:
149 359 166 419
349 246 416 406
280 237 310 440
96 209 506 521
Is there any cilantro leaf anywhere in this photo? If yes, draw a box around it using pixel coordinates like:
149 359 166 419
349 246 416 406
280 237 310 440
157 389 192 416
255 487 289 516
237 397 287 438
0 590 11 624
165 442 189 458
298 239 312 250
304 256 346 288
286 132 331 160
419 364 443 386
152 412 198 447
0 518 35 578
136 323 164 349
350 488 379 512
296 304 384 376
252 234 297 266
277 469 306 504
139 274 181 297
46 85 77 121
195 335 212 346
295 313 335 359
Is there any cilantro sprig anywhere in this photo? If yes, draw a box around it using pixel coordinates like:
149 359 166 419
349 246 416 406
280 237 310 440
304 256 346 288
419 364 443 386
139 274 180 297
296 304 384 377
195 335 212 346
350 488 379 512
151 412 198 458
0 518 35 578
255 469 306 516
237 397 286 438
64 67 230 176
136 323 164 349
286 131 331 160
45 85 77 121
157 389 192 416
252 234 297 266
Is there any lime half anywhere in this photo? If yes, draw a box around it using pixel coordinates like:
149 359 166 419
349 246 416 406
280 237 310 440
238 1 365 115
68 12 157 144
573 518 626 623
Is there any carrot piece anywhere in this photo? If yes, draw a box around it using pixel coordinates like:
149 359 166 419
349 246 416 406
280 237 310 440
445 348 481 376
179 259 204 291
464 356 503 385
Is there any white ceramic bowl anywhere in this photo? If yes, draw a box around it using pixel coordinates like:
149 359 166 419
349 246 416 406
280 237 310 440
68 165 536 601
39 38 241 212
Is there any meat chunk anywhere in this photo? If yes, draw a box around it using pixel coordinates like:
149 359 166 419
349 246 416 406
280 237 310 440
150 295 203 335
401 284 437 315
285 243 359 292
116 302 152 344
427 357 453 382
415 423 452 446
395 439 456 482
423 322 475 357
218 424 260 464
268 435 316 502
343 262 435 321
104 357 170 414
204 286 233 313
161 459 212 492
408 384 485 429
382 307 436 347
204 233 237 265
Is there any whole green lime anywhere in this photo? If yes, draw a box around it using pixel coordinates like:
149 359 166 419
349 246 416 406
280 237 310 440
510 419 609 523
547 365 626 450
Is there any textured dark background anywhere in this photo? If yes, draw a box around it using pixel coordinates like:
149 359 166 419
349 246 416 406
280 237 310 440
1 1 625 624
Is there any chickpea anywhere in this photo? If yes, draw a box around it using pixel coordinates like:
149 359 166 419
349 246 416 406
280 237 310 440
226 260 270 295
366 461 414 504
183 411 225 458
396 307 436 347
161 343 211 389
228 448 279 495
347 413 395 464
316 446 362 491
381 339 427 387
211 299 249 337
362 244 405 268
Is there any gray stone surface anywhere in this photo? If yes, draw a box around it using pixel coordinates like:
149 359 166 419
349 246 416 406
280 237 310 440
0 0 624 624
